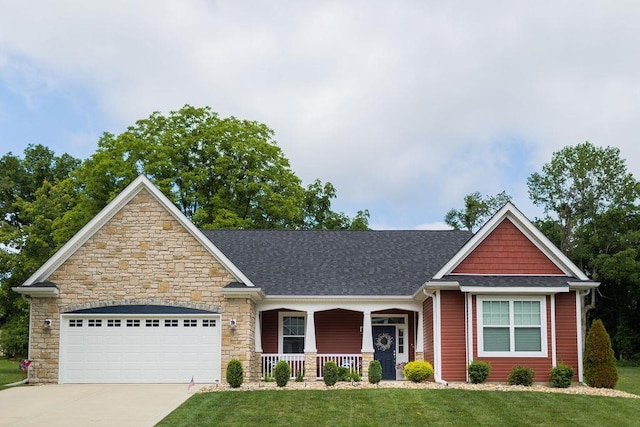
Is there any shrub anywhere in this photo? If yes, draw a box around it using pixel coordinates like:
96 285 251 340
274 360 290 387
0 315 28 359
226 358 244 388
584 319 618 388
368 360 382 384
349 370 361 382
507 366 535 386
295 370 304 382
337 366 350 382
550 363 574 388
403 361 433 383
323 361 338 386
468 360 491 384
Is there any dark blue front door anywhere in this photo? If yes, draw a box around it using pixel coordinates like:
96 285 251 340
373 326 396 380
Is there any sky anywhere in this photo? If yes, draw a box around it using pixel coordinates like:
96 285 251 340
2 1 640 230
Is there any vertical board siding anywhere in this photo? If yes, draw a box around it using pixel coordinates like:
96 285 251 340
423 298 434 365
315 309 363 353
474 296 554 382
261 310 279 353
440 291 467 381
555 292 579 380
453 219 564 275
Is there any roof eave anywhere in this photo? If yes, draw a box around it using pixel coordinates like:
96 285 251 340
459 286 569 294
568 281 600 291
12 286 59 298
221 287 265 302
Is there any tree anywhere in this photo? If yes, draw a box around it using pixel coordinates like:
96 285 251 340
583 319 618 388
444 191 512 232
70 105 366 230
527 142 640 359
527 142 640 258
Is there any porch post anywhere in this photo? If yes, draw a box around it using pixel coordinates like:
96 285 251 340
361 310 374 380
255 311 263 352
415 310 424 361
304 311 317 381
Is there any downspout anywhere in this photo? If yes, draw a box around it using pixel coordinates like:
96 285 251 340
423 288 448 385
577 289 592 385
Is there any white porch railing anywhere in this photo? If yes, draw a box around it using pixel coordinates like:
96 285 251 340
316 354 362 379
261 354 305 379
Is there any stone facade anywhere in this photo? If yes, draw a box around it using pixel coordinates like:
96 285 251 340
27 189 257 383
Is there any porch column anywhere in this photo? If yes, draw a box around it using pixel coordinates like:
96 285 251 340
361 311 373 352
305 311 317 381
255 311 263 352
415 311 424 361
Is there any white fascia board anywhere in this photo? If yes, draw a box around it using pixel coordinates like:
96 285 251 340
12 286 59 298
568 281 600 290
433 202 589 281
221 287 265 302
21 175 254 287
459 286 569 294
412 282 460 301
258 295 421 313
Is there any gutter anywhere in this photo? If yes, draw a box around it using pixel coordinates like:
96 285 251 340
4 378 28 387
422 288 448 386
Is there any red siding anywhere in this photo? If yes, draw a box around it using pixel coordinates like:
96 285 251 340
261 310 279 353
453 219 563 275
555 292 579 381
315 309 363 353
440 290 467 381
423 298 434 365
473 296 554 382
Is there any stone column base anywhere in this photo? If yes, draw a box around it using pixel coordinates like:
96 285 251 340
304 352 317 381
361 352 374 380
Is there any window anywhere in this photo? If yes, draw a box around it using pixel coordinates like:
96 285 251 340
281 315 305 353
88 319 102 327
107 319 121 327
202 319 216 327
165 319 178 328
69 319 83 327
398 329 405 354
184 319 198 327
145 319 160 327
126 319 141 328
477 296 547 357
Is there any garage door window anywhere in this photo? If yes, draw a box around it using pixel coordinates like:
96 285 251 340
69 319 83 327
126 319 140 327
165 319 178 327
184 319 198 327
145 319 160 327
88 319 102 327
107 319 121 327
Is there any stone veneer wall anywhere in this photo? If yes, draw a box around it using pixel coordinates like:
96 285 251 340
28 189 256 383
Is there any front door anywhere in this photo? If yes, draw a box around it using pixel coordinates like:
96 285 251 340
373 326 396 380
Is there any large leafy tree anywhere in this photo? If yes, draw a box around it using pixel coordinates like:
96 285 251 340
444 191 512 232
527 142 640 358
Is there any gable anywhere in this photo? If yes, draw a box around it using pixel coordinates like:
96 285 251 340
452 218 564 275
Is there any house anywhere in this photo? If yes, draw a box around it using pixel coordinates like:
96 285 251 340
14 175 598 385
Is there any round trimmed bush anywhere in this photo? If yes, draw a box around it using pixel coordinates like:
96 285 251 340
403 361 433 383
468 360 491 384
274 360 290 387
507 366 535 386
323 361 338 386
368 360 382 384
550 363 574 388
226 358 244 388
584 319 618 388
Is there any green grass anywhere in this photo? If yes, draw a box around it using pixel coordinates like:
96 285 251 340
617 366 640 395
0 358 26 390
157 388 640 427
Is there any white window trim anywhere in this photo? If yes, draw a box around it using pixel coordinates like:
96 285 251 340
278 311 306 354
476 295 548 358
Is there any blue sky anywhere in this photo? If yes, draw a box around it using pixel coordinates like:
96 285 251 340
2 2 640 230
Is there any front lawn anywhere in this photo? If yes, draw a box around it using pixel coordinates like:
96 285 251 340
0 358 25 390
617 366 640 395
157 388 639 427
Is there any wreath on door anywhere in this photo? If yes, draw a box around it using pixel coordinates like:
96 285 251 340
375 332 393 351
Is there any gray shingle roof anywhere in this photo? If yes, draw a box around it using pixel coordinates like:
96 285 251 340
437 275 580 287
202 229 473 296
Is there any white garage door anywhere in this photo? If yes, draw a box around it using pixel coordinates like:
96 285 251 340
60 314 221 384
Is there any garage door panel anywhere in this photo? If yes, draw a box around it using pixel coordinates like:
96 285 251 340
61 315 220 383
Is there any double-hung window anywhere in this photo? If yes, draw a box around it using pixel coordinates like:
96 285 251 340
477 296 547 357
280 314 305 354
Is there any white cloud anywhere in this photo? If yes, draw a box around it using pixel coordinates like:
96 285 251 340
2 2 640 228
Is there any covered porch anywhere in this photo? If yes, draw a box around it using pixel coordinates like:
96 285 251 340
255 300 425 381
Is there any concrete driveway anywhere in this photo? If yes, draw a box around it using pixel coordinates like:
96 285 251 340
0 384 196 426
